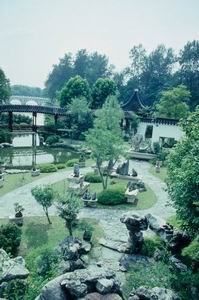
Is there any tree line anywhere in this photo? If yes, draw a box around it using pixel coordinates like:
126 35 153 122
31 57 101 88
0 40 199 116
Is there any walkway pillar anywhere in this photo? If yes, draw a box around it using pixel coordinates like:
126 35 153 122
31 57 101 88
54 114 58 126
8 112 13 131
32 112 37 132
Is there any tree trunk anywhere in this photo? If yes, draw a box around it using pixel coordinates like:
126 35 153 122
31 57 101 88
67 221 73 236
44 208 52 224
96 162 106 190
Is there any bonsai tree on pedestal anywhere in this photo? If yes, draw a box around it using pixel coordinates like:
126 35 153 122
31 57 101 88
31 185 55 224
57 192 82 236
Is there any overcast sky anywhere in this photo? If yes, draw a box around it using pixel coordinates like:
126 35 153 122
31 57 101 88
0 0 199 88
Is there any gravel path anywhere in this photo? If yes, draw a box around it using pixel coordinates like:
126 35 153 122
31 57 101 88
0 160 175 243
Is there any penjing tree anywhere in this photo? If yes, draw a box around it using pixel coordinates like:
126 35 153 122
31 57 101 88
86 95 124 190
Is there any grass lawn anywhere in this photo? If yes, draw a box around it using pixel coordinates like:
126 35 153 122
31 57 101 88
0 215 103 300
0 172 49 197
52 177 157 210
0 216 103 257
149 165 167 182
0 158 94 197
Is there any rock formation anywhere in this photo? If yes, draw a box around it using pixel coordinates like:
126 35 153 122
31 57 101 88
120 213 148 254
0 249 29 297
36 265 123 300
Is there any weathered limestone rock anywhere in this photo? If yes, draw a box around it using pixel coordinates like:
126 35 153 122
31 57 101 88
0 249 29 284
128 286 181 300
96 279 114 294
120 213 148 254
36 266 122 300
84 293 123 300
58 237 91 260
0 249 29 297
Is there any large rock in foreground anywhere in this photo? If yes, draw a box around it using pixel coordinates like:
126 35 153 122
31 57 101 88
0 249 29 284
0 249 29 297
36 265 122 300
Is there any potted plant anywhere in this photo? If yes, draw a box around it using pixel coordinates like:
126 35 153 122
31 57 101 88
81 222 93 242
31 165 40 177
10 202 25 226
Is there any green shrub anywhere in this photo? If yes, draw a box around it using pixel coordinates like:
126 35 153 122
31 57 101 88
36 249 60 276
66 158 79 167
84 172 102 183
3 279 27 299
98 188 126 205
153 142 161 154
45 135 60 145
38 164 57 173
56 163 66 169
141 236 165 257
0 223 22 255
182 237 199 272
0 129 12 144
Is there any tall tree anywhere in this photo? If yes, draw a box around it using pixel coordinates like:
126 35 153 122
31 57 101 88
167 107 199 237
91 78 117 108
67 96 93 139
74 49 90 79
0 68 10 103
155 85 190 119
45 53 74 99
124 44 176 106
86 96 124 190
59 75 91 107
178 40 199 109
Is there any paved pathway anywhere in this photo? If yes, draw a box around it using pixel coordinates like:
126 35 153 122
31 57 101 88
0 161 175 242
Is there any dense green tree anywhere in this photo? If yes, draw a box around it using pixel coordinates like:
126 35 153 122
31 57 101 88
0 68 10 103
45 53 74 99
57 192 82 236
74 49 90 79
86 96 124 190
86 51 113 85
167 108 199 236
155 85 190 119
123 45 176 106
91 78 117 108
59 75 91 107
67 97 93 139
45 50 113 99
178 40 199 109
31 185 55 224
11 85 43 97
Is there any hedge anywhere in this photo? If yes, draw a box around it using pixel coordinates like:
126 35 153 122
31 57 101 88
0 223 22 255
66 158 79 167
182 237 199 272
56 163 66 169
38 164 58 173
84 172 102 183
98 187 126 205
141 236 165 257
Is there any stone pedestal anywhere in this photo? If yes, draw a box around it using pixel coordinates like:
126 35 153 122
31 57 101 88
31 169 40 177
67 175 84 184
68 182 90 196
125 188 138 204
9 215 23 226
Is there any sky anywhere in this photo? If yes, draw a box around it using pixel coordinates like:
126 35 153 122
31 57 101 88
0 0 199 88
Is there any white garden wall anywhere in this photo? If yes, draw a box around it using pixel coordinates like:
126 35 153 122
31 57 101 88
137 121 184 144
